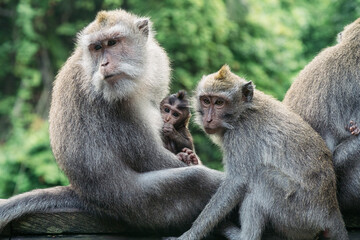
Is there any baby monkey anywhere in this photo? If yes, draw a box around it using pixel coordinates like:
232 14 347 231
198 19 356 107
160 90 199 165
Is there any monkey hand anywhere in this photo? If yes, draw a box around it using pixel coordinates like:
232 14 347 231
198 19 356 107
176 148 201 166
162 123 175 137
346 120 360 136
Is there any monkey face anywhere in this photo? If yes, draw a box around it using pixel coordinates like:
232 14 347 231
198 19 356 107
199 95 229 134
194 65 255 135
79 13 150 102
161 101 188 128
88 33 146 100
89 38 137 83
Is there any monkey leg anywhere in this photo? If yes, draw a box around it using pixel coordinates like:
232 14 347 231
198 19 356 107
166 178 245 240
217 221 241 240
131 166 224 230
238 193 265 240
0 186 83 232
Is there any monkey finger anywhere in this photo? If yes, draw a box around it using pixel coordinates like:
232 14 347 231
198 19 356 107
176 152 185 161
352 128 360 136
176 152 191 165
190 154 200 165
163 126 174 133
163 128 174 136
163 125 172 131
182 147 193 155
348 121 360 136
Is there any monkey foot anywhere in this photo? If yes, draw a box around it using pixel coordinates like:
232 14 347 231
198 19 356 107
346 120 360 136
176 148 200 166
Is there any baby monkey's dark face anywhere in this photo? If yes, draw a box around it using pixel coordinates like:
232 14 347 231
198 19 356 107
199 94 229 134
161 99 189 128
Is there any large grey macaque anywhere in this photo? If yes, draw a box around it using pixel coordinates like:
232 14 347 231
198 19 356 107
283 18 360 212
169 65 348 240
0 9 223 233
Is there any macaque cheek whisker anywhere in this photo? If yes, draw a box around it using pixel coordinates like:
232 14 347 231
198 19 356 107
221 122 234 130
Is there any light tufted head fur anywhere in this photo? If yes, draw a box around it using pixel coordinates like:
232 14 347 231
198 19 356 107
78 9 152 46
73 9 169 104
195 65 254 104
193 65 256 140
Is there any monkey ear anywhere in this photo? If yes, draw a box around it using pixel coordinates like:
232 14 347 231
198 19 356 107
136 19 149 36
241 81 254 102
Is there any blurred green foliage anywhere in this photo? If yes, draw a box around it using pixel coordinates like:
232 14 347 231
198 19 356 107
0 0 359 197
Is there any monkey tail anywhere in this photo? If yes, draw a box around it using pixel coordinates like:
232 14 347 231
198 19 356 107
0 186 83 231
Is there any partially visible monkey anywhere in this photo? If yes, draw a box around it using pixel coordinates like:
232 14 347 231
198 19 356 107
160 90 199 165
168 65 348 240
0 9 224 234
283 18 360 212
161 90 194 153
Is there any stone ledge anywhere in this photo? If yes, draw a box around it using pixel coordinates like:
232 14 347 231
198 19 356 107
1 208 359 239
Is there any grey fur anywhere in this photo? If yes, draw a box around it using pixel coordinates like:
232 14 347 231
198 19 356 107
0 9 223 234
283 18 360 212
173 67 348 240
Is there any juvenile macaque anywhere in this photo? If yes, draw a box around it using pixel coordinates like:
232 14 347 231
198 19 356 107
283 18 360 212
160 90 199 165
0 9 223 234
169 65 348 240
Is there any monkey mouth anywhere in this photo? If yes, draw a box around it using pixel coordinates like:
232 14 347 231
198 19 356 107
204 127 220 134
104 73 131 85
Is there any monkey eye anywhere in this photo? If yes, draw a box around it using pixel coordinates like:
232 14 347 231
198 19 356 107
172 112 180 117
107 39 117 46
215 99 225 106
94 44 102 51
202 98 211 105
164 107 170 113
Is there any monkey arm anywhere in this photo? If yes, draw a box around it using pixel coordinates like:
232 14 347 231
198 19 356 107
140 145 188 171
333 136 360 168
174 178 246 240
167 128 194 150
